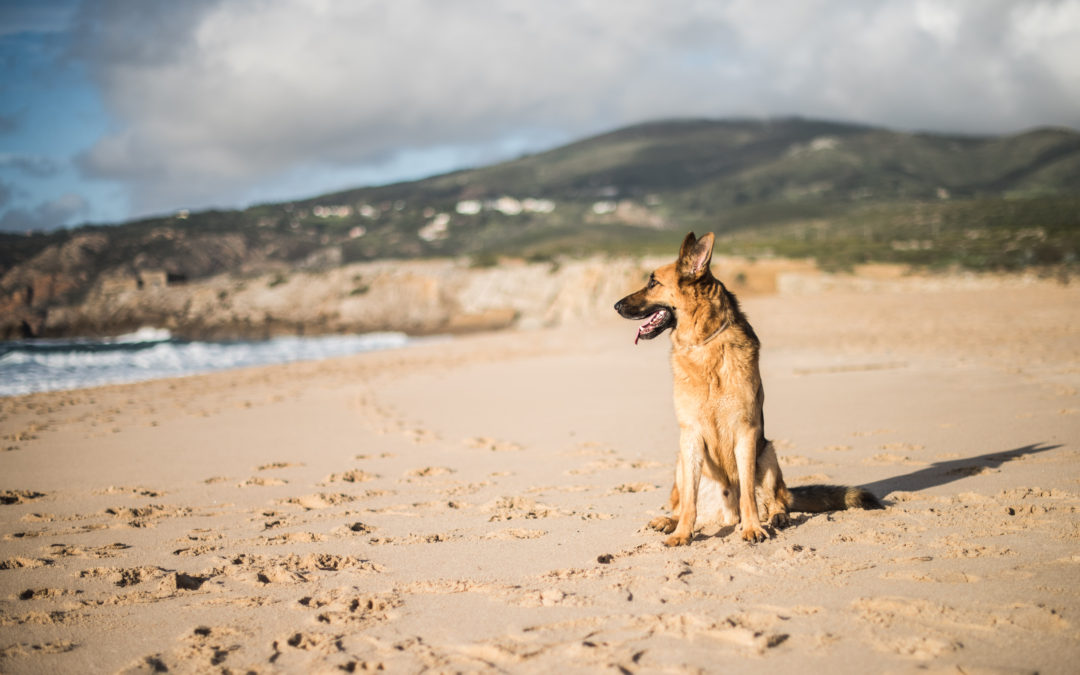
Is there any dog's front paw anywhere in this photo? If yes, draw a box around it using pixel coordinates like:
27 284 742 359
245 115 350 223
741 525 769 543
648 516 677 534
664 533 692 547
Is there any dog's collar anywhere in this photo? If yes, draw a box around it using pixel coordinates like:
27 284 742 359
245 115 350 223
699 317 734 345
697 318 730 347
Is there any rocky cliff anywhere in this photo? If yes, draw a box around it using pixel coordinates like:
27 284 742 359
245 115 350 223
1 232 818 341
0 251 660 340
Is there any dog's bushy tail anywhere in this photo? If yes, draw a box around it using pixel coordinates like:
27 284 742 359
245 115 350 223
788 484 884 513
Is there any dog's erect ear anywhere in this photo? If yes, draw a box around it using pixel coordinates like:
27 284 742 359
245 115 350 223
678 232 698 262
677 232 714 281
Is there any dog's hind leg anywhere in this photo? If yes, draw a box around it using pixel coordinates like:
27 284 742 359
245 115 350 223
757 440 792 528
717 478 739 527
664 431 703 546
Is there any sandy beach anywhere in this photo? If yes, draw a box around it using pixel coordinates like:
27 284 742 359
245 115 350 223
2 279 1079 674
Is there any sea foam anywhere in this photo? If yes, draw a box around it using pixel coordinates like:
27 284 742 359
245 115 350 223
0 330 411 397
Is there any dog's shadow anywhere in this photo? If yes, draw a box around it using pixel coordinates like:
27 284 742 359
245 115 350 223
858 442 1061 500
683 442 1062 544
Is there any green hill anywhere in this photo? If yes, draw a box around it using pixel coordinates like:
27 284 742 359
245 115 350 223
3 117 1079 284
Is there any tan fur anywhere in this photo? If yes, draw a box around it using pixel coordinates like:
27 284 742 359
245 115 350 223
615 232 881 546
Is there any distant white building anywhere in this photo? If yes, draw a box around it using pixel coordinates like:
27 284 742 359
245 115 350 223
492 197 523 215
455 200 482 215
592 201 617 215
457 196 556 216
348 226 367 239
523 198 556 214
358 204 378 218
313 205 353 218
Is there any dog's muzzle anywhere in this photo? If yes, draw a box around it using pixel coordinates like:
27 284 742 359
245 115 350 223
615 299 675 344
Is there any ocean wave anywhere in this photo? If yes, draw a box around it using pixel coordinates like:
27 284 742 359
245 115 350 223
0 331 412 397
111 327 174 344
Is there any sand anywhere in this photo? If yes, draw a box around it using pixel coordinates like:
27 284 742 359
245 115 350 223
1 282 1079 674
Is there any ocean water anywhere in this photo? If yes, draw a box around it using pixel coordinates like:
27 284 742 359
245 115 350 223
0 328 413 397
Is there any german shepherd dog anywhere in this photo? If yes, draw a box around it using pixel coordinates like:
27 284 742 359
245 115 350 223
615 232 882 546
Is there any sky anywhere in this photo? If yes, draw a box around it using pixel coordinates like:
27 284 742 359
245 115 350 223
1 0 1078 233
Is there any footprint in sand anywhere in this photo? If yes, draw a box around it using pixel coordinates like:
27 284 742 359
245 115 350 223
485 496 565 522
256 532 326 546
0 490 47 505
279 493 359 510
401 466 456 482
223 553 383 585
408 428 441 444
607 483 658 495
863 453 927 466
17 588 81 600
239 477 288 487
302 591 402 628
568 457 663 476
635 612 790 656
880 442 925 452
355 452 394 460
779 455 821 467
78 565 169 588
257 462 304 471
368 531 462 545
514 587 588 608
0 557 54 570
126 625 251 674
102 504 194 527
20 512 56 523
270 629 348 664
465 437 523 452
45 542 132 559
481 528 546 540
94 486 165 497
0 641 78 658
882 569 981 583
322 470 378 484
172 543 222 557
333 521 375 536
5 523 108 540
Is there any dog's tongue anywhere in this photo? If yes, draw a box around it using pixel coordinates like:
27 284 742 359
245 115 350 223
635 309 663 345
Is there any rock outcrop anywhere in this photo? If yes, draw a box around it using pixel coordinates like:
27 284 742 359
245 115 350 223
1 227 821 340
0 256 662 340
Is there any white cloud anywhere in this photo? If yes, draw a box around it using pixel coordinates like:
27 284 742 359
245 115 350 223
70 0 1080 218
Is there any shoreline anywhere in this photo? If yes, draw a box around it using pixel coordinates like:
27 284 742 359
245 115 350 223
1 283 1078 673
0 331 426 399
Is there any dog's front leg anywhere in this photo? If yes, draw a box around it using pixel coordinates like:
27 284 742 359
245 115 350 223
665 431 703 547
735 430 768 543
648 454 681 534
